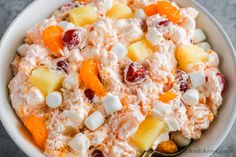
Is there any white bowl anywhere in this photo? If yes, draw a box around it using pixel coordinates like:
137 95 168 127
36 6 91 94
0 0 235 157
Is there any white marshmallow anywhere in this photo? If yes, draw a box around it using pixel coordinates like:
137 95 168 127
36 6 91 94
69 133 90 155
185 7 199 19
46 91 63 108
165 116 180 131
58 21 75 31
84 111 104 131
69 49 83 62
111 42 127 58
153 101 172 117
182 88 199 106
102 93 123 115
27 87 44 106
189 71 206 88
68 111 83 125
170 26 186 43
208 50 219 67
63 72 79 90
146 27 163 46
193 29 206 43
171 132 191 147
197 42 211 51
17 43 30 57
123 23 143 43
181 17 196 31
135 9 147 20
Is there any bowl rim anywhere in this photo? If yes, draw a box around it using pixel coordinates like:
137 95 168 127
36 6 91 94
0 0 236 157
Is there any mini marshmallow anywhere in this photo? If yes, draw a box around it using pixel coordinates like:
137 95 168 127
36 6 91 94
46 91 62 108
69 133 90 154
27 88 44 106
193 29 206 43
111 42 127 58
84 111 105 131
170 26 186 43
165 116 180 131
58 21 75 31
63 72 79 90
68 111 82 125
153 101 172 117
102 93 123 115
69 49 83 62
146 27 163 46
189 71 206 88
208 50 219 67
17 43 30 57
171 132 191 147
125 23 143 43
182 88 199 106
181 17 196 31
185 7 199 19
135 9 147 20
197 42 211 51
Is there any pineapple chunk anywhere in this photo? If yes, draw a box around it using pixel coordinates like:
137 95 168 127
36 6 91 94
69 5 97 26
106 3 133 19
127 39 153 61
176 45 208 71
29 68 63 96
130 116 167 151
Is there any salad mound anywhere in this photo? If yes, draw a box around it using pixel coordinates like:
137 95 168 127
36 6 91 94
9 0 225 157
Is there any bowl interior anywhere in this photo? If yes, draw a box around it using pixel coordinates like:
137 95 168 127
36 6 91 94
0 0 236 157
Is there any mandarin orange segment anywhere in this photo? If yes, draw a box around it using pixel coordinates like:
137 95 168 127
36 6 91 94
23 116 48 149
59 153 67 157
76 0 89 2
80 59 106 96
157 140 178 154
159 91 177 103
42 25 64 56
143 3 158 16
156 1 183 23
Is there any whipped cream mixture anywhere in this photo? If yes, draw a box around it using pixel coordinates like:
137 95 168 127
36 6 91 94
9 0 225 157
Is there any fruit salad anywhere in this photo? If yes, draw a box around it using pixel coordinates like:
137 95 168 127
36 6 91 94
9 0 225 157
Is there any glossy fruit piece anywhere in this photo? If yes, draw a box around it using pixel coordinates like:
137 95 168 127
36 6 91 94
159 91 177 103
92 149 104 157
63 29 80 50
76 0 90 2
143 3 157 16
158 20 170 27
176 45 208 71
124 62 148 85
57 60 69 73
127 39 153 61
176 70 189 92
23 116 48 149
106 3 133 19
156 1 183 23
29 68 63 96
59 154 66 157
80 59 106 96
156 140 178 154
84 89 95 101
130 116 167 151
69 5 97 26
42 26 64 56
